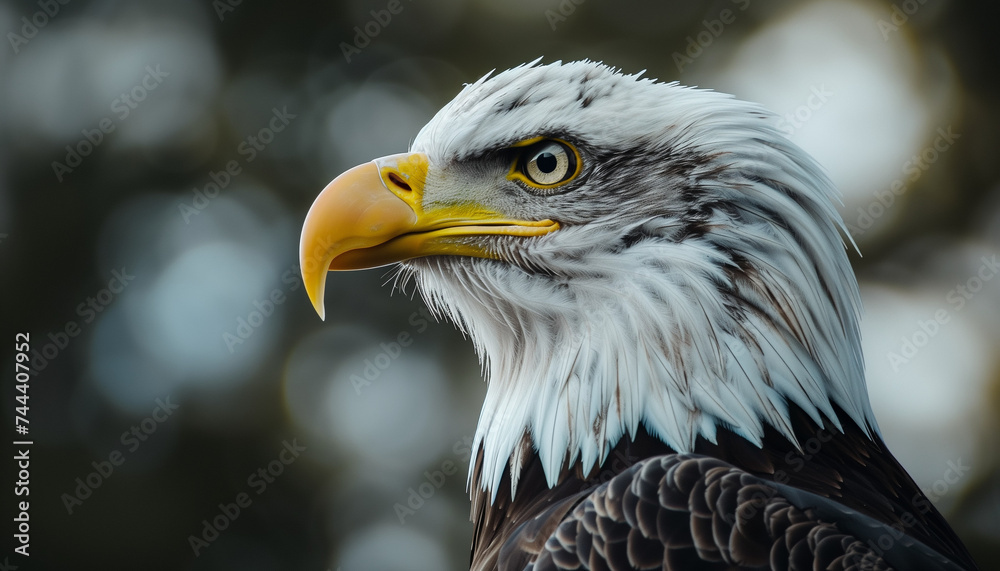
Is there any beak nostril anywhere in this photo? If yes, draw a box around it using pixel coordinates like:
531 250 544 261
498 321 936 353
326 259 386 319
388 172 412 192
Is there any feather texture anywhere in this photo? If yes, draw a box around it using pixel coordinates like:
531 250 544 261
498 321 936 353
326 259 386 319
407 61 872 499
368 60 980 570
467 407 977 571
521 454 964 571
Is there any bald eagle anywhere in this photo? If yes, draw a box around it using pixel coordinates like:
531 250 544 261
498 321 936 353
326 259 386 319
300 61 979 570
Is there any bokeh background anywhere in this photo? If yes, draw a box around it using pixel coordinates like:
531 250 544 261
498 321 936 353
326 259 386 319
2 0 999 569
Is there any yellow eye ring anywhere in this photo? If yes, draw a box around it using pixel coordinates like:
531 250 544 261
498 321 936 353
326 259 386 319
507 137 582 189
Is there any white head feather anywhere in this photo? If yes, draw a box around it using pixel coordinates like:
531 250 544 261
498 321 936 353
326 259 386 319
402 60 877 502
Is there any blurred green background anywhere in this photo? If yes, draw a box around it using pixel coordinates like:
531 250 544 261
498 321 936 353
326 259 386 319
1 0 998 569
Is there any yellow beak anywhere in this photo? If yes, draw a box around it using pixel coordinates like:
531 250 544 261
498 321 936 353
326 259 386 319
299 152 559 320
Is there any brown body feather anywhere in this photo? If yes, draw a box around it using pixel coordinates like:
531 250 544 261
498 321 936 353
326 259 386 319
470 405 978 571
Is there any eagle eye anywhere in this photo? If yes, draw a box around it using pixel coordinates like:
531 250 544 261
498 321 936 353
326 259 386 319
509 138 581 189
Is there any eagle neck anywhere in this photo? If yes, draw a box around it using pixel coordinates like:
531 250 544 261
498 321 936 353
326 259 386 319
413 232 875 505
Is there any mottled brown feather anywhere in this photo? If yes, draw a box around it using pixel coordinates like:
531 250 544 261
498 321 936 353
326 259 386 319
472 406 978 571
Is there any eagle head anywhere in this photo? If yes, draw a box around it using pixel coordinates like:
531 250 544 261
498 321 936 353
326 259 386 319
300 60 877 502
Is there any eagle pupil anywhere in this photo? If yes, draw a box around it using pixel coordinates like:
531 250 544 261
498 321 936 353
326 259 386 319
536 152 557 173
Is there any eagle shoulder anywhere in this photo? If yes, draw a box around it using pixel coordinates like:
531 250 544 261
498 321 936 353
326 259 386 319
502 454 968 571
